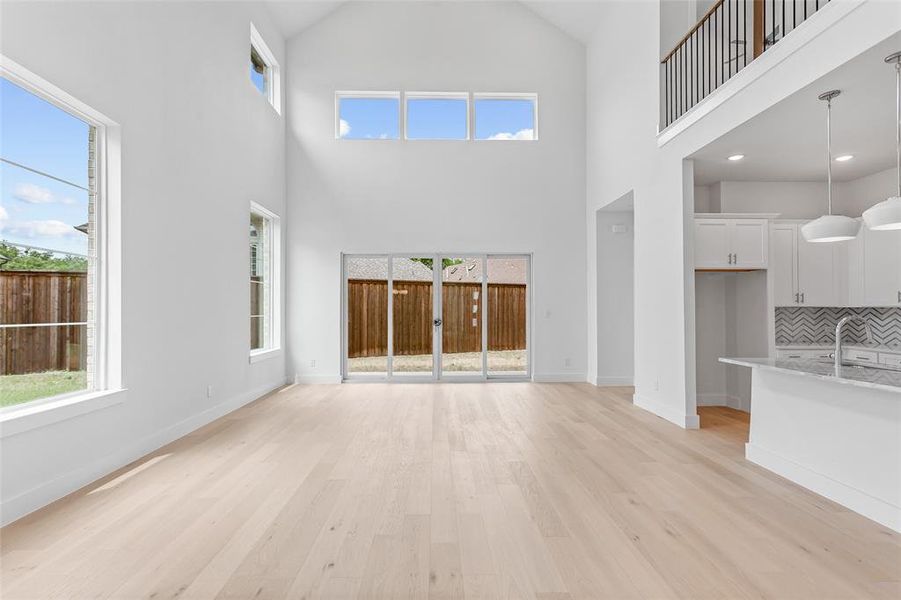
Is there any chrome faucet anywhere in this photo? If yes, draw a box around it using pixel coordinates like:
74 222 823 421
834 315 874 374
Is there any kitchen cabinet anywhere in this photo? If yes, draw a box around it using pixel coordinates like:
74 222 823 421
771 222 840 306
695 217 768 269
862 227 901 306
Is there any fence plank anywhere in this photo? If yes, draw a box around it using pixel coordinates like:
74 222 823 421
1 271 87 375
347 279 525 358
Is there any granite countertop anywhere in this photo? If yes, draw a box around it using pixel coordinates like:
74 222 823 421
719 357 901 393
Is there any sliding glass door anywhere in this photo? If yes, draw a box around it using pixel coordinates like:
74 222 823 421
343 254 530 381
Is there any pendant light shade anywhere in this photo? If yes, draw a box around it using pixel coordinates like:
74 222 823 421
801 90 862 243
801 214 862 242
862 51 901 231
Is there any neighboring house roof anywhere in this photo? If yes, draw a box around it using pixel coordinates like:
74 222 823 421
347 257 527 284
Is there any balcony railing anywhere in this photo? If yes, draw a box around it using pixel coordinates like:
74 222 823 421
661 0 832 129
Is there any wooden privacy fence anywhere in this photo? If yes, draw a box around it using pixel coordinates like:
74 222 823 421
1 271 87 375
347 279 526 358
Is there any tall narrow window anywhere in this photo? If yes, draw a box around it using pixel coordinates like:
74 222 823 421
473 94 538 141
0 77 95 408
336 93 400 140
250 23 281 113
249 203 280 359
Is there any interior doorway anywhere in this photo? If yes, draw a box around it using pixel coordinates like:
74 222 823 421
342 254 531 381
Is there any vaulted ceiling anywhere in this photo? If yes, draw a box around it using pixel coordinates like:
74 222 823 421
263 0 608 43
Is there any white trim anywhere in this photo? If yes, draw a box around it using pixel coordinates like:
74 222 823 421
404 92 470 141
533 372 586 383
472 92 539 141
0 54 123 403
249 22 281 114
594 376 634 386
746 442 901 533
0 389 126 439
633 393 700 429
0 379 287 526
249 201 281 357
334 91 401 140
249 347 281 363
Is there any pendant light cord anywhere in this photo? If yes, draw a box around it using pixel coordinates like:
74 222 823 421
826 95 833 216
896 59 900 197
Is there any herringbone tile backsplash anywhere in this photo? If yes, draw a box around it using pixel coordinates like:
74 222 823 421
775 307 901 348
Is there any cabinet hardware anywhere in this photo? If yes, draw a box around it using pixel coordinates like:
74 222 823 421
898 291 900 303
800 292 805 304
794 292 799 303
734 253 738 263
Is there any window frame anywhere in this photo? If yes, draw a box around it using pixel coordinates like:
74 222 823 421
250 22 281 114
334 91 401 140
0 55 123 416
472 92 539 142
249 201 281 363
403 92 470 141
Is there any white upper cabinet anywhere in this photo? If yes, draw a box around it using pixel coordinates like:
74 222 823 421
861 227 901 306
694 217 768 269
771 222 840 307
771 224 797 306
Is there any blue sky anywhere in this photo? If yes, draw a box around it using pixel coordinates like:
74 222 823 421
338 96 534 140
1 77 90 256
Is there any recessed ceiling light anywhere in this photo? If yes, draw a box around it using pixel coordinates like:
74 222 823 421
727 154 745 161
835 154 854 162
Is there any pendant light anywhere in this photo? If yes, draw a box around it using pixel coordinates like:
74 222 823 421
862 51 901 231
802 90 862 243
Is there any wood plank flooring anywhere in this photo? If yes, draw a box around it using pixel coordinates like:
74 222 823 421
1 383 899 599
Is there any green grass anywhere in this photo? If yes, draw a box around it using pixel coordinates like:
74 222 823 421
0 370 87 408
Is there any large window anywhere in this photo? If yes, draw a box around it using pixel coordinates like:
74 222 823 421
1 72 111 409
250 203 280 360
336 92 400 140
405 93 468 140
250 22 280 113
474 94 538 141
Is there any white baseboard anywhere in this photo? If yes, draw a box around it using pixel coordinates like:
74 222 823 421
532 372 588 383
294 373 342 384
593 376 633 387
633 393 699 429
746 443 900 533
1 378 288 527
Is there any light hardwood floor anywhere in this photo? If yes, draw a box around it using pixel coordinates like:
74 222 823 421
1 383 899 599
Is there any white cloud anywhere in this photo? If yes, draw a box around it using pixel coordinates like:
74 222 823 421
487 128 534 141
0 205 8 226
3 219 80 238
339 119 351 138
13 183 56 204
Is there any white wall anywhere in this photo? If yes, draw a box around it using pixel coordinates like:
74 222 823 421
595 208 634 385
695 167 899 218
0 1 287 524
587 0 899 429
285 1 587 382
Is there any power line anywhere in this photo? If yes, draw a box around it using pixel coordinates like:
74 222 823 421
1 157 91 193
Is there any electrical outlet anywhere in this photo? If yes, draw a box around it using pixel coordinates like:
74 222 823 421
564 357 571 368
309 359 317 369
206 385 213 399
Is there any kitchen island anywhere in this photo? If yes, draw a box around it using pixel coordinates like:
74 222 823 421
720 357 901 532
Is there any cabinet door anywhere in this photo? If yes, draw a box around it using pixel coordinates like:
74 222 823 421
797 235 836 306
771 224 797 306
730 220 768 268
695 220 730 268
863 228 901 306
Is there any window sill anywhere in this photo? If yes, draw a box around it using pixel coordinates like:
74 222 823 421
249 348 282 364
0 388 127 439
